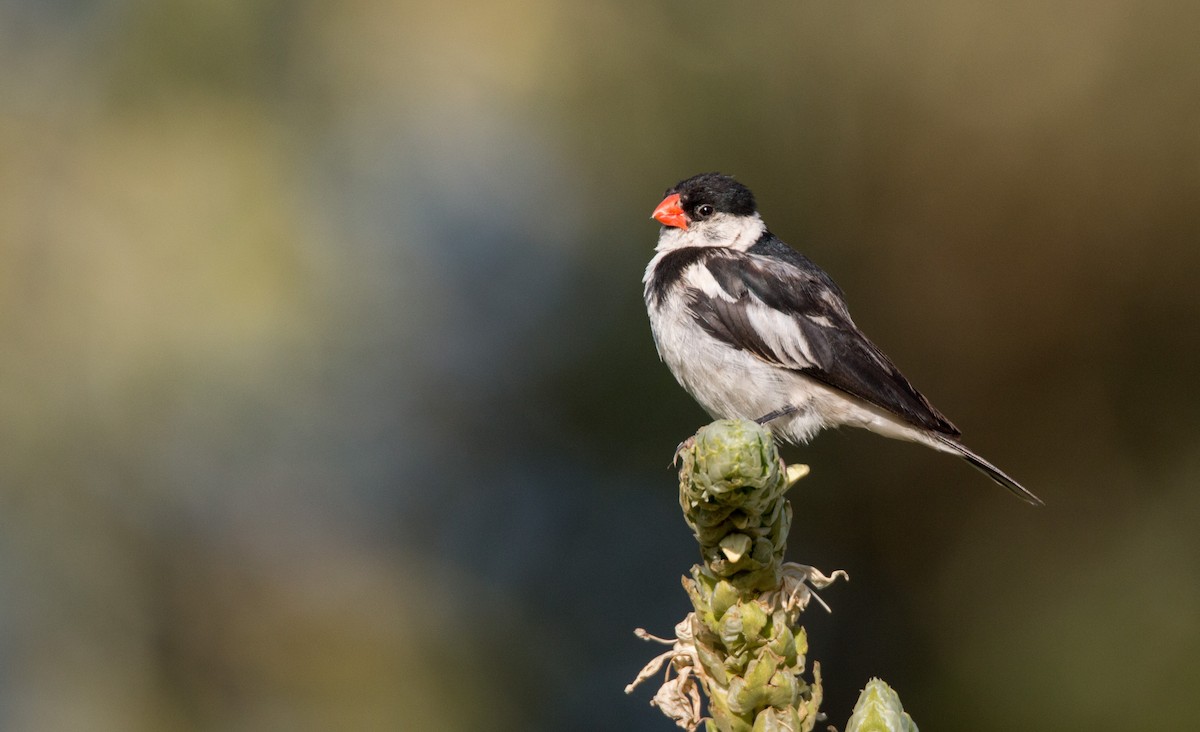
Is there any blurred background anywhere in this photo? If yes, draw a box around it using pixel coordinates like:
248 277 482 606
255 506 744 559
1 1 1198 730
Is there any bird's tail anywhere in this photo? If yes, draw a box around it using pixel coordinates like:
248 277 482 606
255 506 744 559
932 435 1044 506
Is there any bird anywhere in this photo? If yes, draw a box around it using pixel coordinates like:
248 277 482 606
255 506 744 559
643 172 1042 505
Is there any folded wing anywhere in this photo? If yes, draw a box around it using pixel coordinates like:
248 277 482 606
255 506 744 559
686 248 961 437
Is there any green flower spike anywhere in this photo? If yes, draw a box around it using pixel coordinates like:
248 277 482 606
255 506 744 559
628 420 847 732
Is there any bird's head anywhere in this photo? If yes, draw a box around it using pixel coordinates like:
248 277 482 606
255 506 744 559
651 173 763 249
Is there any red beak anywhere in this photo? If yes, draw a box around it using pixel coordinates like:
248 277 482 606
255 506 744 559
651 193 688 229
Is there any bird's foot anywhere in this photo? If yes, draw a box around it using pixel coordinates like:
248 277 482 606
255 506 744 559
671 436 696 467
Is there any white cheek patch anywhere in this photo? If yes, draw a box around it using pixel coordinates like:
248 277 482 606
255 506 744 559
702 213 765 250
655 213 765 252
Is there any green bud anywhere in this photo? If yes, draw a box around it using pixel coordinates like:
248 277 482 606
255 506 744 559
845 678 918 732
683 419 781 498
738 601 768 644
720 532 754 563
711 578 740 620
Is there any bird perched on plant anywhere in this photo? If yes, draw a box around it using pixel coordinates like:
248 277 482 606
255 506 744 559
643 172 1041 505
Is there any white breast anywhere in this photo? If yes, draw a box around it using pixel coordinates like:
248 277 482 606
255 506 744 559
644 264 829 443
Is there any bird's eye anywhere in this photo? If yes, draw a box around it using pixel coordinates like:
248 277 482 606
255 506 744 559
697 204 714 218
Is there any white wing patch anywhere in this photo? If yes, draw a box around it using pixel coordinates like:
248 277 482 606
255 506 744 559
819 289 845 316
743 300 816 368
687 263 737 301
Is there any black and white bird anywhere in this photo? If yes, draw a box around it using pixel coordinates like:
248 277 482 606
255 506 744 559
643 172 1042 505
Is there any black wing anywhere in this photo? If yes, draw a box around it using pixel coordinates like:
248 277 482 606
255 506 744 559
687 239 961 437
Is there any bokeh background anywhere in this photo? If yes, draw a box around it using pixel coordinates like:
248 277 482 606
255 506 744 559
2 1 1198 730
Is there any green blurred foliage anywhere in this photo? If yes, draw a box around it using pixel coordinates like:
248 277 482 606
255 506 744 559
1 1 1198 730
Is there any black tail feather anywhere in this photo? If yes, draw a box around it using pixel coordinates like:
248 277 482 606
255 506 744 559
935 436 1044 506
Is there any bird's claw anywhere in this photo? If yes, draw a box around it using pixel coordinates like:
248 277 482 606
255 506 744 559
671 436 696 467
